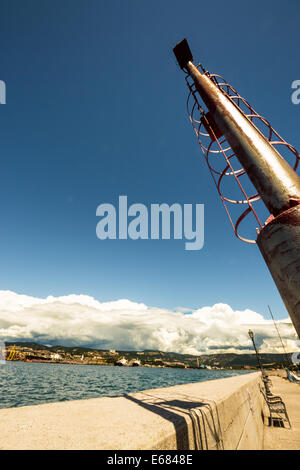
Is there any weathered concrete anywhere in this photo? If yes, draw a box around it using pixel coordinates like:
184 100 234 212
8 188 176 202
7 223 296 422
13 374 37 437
0 372 265 450
263 375 300 450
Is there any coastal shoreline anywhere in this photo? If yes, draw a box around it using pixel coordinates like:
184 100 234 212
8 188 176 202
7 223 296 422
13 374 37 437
5 342 291 370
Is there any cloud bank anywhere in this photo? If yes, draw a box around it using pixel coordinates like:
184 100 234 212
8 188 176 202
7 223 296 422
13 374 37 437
0 290 298 355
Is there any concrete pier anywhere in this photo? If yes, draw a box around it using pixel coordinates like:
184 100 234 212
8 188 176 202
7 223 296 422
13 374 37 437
0 372 298 450
0 372 262 450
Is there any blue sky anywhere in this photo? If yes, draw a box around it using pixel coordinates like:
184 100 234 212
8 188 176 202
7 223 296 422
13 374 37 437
0 0 299 323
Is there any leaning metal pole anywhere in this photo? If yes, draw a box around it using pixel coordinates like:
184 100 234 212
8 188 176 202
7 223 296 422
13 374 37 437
174 39 300 338
248 330 264 372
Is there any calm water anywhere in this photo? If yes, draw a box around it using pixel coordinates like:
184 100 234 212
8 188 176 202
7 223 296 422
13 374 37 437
0 362 251 409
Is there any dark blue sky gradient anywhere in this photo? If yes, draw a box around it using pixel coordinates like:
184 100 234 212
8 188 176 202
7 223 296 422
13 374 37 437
0 0 299 318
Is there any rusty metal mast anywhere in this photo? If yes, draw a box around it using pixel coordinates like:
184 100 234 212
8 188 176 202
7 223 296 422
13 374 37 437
173 39 300 339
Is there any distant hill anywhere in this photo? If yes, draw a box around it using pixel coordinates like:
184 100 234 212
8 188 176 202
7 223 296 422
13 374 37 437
6 341 293 368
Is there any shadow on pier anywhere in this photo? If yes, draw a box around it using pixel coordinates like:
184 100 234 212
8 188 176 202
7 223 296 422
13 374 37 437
124 392 224 450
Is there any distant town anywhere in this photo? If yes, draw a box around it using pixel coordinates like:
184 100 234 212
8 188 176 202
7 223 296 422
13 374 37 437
4 342 293 370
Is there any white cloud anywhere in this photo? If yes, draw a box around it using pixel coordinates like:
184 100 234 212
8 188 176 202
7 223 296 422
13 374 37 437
0 290 298 355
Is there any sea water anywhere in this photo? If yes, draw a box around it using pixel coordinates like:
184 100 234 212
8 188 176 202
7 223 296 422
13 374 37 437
0 362 251 409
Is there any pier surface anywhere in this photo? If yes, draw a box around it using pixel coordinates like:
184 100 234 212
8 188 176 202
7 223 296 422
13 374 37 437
263 374 300 450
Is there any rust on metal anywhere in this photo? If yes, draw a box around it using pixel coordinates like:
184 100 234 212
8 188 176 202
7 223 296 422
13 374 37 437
257 205 300 338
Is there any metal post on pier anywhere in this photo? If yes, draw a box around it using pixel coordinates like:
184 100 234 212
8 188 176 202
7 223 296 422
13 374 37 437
173 39 300 338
